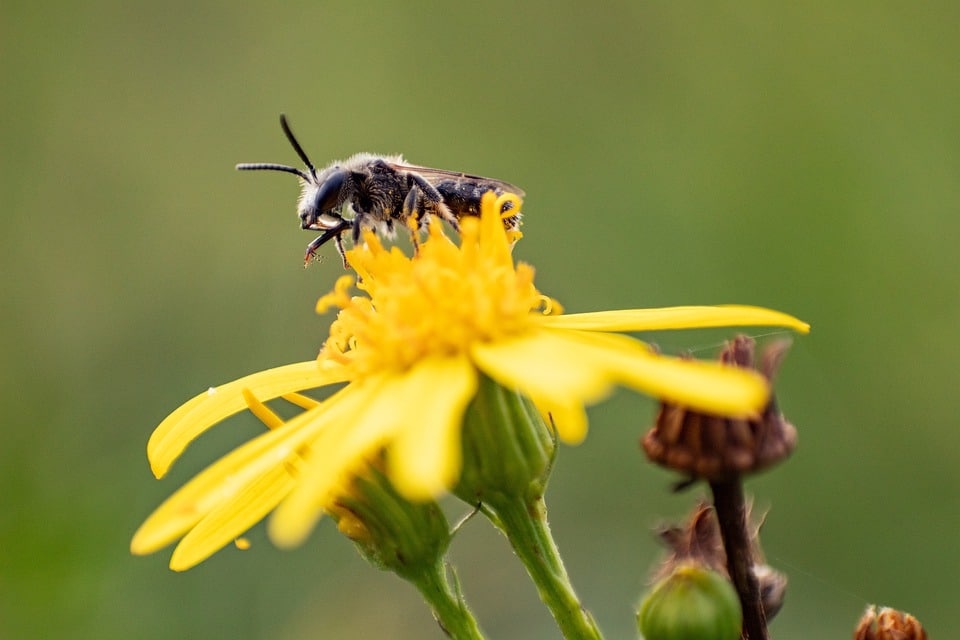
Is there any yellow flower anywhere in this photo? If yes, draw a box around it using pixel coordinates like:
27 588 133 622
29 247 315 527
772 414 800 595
131 192 808 570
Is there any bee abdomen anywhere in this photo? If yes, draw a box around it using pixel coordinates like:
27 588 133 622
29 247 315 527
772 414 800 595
435 180 504 219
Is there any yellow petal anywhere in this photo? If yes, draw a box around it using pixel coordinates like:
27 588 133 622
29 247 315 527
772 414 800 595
537 305 810 334
282 392 322 410
389 356 477 500
470 330 615 406
169 462 299 571
242 388 284 430
148 361 349 478
528 395 589 445
562 331 769 417
268 376 397 548
270 358 476 546
131 385 359 555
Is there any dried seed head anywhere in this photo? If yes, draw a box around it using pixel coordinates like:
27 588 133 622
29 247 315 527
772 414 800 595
653 501 787 622
642 336 797 481
854 605 927 640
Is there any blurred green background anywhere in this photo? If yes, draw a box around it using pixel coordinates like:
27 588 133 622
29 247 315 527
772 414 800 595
3 2 958 638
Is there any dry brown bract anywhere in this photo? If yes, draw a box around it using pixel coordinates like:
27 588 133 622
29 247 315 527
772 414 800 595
854 605 927 640
642 336 797 481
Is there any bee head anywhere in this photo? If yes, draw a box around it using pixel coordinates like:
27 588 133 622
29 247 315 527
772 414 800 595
237 113 347 229
298 169 349 230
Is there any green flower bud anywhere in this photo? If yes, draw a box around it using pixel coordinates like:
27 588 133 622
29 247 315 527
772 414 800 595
330 461 450 582
330 460 486 640
638 563 742 640
454 372 555 505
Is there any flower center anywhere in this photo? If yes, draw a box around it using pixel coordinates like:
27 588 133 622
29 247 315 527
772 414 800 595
315 193 560 380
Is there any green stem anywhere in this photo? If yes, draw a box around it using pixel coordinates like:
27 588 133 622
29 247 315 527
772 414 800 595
486 493 604 640
412 561 486 640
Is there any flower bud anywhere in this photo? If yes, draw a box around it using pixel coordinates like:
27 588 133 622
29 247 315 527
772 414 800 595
643 336 796 481
655 501 787 622
854 605 927 640
328 458 451 582
637 563 742 640
454 372 555 505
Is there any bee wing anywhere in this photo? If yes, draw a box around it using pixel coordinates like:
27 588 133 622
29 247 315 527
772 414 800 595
386 162 526 198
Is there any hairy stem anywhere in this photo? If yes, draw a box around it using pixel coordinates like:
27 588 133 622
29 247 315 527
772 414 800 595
412 561 486 640
485 494 603 640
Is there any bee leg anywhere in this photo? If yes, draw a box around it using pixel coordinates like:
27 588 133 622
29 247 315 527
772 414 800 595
351 211 368 245
304 221 351 269
334 234 350 269
408 173 459 232
401 188 425 254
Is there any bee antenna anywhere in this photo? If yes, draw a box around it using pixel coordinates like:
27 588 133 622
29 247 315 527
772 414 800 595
279 114 319 181
235 163 312 181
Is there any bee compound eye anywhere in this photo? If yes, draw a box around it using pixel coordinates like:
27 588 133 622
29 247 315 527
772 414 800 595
314 170 348 212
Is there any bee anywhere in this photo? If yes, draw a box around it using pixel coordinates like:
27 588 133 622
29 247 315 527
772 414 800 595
236 115 524 267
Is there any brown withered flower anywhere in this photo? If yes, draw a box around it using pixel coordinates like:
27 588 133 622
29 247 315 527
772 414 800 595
854 605 927 640
642 335 797 481
654 501 787 622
